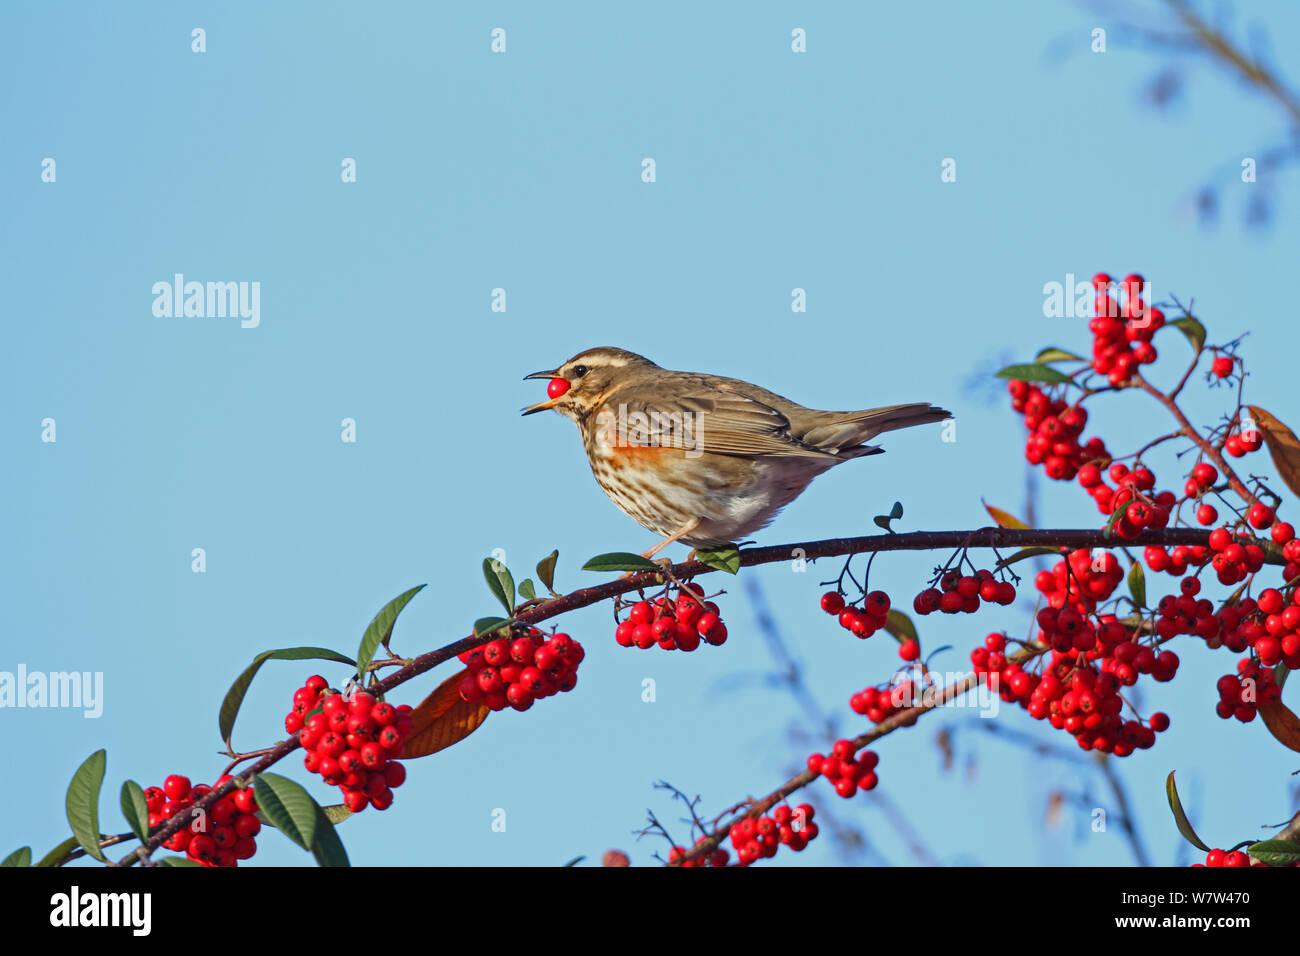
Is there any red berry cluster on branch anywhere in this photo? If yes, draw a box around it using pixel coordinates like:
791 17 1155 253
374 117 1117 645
148 773 260 866
805 738 880 799
913 569 1016 616
820 588 892 638
290 677 413 813
849 681 920 726
726 803 819 865
667 840 729 867
1213 663 1282 723
613 589 726 651
458 629 584 709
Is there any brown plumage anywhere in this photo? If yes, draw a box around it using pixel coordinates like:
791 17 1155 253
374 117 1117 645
522 347 951 555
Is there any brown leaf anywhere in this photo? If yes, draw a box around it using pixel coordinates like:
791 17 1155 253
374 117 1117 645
1246 406 1300 501
400 670 491 759
1258 700 1300 753
983 500 1029 530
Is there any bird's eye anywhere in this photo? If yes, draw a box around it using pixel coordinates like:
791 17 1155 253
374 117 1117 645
573 365 589 378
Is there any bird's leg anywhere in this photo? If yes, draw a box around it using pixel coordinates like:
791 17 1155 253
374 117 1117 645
639 518 702 560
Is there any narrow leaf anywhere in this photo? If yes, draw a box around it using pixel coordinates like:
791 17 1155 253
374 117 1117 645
355 585 426 690
34 836 80 868
1246 839 1300 866
518 579 536 601
474 616 514 638
65 749 107 862
311 804 350 867
696 546 741 574
1035 346 1085 364
483 558 515 615
0 847 31 867
219 646 356 747
1104 502 1128 537
1246 406 1300 500
401 671 492 759
983 500 1029 530
321 804 353 826
1257 700 1300 753
882 609 919 646
253 773 318 851
536 550 559 593
994 363 1074 385
582 552 660 573
562 855 585 867
1165 771 1212 852
1127 561 1146 608
993 546 1060 570
1169 316 1206 352
157 856 203 867
120 780 150 844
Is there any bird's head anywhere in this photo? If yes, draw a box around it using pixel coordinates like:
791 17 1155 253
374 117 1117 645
521 347 659 422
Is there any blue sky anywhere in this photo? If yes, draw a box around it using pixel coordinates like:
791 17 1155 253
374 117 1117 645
3 1 1299 866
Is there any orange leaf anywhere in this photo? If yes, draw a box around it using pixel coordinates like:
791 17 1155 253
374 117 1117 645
1246 406 1300 501
1257 700 1300 753
400 670 490 759
982 500 1029 530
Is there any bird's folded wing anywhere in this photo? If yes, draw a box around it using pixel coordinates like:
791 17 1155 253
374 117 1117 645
609 392 838 460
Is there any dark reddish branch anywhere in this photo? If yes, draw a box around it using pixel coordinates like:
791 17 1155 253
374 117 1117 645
127 525 1254 864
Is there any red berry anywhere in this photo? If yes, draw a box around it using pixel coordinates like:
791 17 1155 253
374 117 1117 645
898 639 920 662
546 377 570 399
1210 355 1233 379
163 775 191 801
820 592 845 615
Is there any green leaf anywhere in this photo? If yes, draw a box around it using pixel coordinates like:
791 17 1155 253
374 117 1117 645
321 804 353 825
0 847 31 867
355 585 426 690
518 579 536 601
1165 771 1212 852
993 546 1060 570
1103 502 1129 537
1169 315 1207 352
474 616 515 638
873 501 905 532
882 609 918 646
34 836 80 868
994 363 1074 385
536 550 559 593
696 546 741 574
1035 346 1086 364
582 552 661 573
1246 839 1300 866
1127 561 1146 608
310 803 350 867
157 856 203 867
120 780 150 845
65 749 107 862
253 773 318 852
219 646 356 748
562 855 585 867
483 559 515 615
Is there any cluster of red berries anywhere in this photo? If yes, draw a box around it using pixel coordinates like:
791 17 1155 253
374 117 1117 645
614 590 726 651
726 803 819 866
1010 382 1110 482
458 629 584 709
148 773 260 867
1088 272 1165 385
820 589 892 639
1213 662 1282 723
913 569 1016 617
975 635 1172 756
1197 848 1252 867
849 680 920 726
667 840 729 867
806 739 880 799
1081 462 1176 537
289 677 412 813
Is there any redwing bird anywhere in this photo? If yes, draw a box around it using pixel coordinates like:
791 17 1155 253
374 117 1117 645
522 347 951 557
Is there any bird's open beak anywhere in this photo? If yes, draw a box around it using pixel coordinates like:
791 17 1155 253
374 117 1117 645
521 368 562 416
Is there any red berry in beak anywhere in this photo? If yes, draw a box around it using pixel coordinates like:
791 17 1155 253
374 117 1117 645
547 378 570 399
